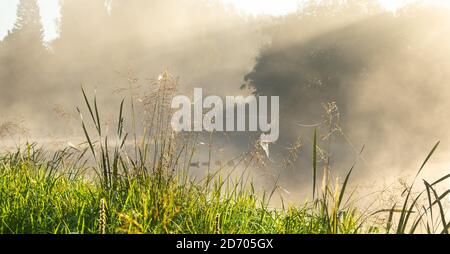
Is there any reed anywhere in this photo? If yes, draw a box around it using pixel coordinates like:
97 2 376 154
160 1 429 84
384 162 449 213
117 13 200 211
0 73 448 234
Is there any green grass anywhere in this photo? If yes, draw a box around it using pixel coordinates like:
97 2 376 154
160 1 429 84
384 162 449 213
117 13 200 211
0 75 448 234
0 143 362 234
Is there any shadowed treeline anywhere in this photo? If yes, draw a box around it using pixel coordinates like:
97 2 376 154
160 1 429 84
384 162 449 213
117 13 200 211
244 1 450 191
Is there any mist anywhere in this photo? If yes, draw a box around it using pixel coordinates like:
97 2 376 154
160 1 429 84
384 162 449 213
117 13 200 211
244 1 450 199
0 0 266 139
1 0 450 203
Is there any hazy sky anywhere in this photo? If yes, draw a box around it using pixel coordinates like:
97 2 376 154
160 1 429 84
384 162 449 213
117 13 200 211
0 0 422 42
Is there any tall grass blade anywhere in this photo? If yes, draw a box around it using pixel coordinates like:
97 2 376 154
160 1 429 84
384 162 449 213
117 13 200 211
424 180 448 234
312 129 317 200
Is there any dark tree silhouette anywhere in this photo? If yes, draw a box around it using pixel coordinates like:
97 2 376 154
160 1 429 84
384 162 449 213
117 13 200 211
1 0 46 56
243 0 385 132
13 0 44 38
0 0 48 111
